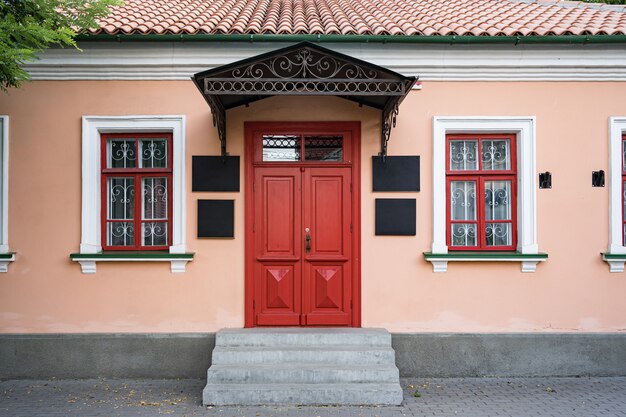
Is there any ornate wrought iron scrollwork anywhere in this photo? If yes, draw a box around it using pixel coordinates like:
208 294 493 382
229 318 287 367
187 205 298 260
193 42 417 158
380 100 399 159
202 47 408 97
205 94 227 156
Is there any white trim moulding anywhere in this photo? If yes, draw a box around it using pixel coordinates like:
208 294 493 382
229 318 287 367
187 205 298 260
605 117 626 272
0 116 11 272
430 116 539 273
425 256 547 274
73 256 192 274
79 115 188 273
24 43 626 81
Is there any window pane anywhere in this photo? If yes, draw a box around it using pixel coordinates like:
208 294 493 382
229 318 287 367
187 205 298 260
450 181 476 220
108 139 136 168
304 136 343 161
623 181 626 221
623 140 626 172
108 178 134 220
142 222 168 246
481 139 511 171
107 222 134 246
263 135 300 161
143 177 168 220
486 223 512 247
449 140 478 171
140 139 168 168
451 223 477 246
484 180 512 221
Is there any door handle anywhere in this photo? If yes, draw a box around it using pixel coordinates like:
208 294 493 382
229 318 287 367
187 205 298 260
305 233 311 254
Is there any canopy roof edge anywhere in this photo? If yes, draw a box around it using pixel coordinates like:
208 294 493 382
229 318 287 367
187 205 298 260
192 41 417 157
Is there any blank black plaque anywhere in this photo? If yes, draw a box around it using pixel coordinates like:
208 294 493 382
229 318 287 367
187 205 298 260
192 156 240 192
375 198 416 236
197 200 234 238
372 156 420 192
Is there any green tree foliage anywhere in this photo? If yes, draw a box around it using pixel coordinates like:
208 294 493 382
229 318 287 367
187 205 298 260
0 0 120 91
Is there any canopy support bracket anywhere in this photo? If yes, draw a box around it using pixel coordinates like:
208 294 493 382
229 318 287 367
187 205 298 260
380 100 399 160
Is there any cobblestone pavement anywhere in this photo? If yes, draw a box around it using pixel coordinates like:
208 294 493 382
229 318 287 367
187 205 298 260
1 377 625 417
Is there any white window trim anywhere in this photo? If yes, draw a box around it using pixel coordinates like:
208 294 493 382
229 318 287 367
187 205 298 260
77 115 188 273
430 116 541 273
0 116 12 272
604 117 626 272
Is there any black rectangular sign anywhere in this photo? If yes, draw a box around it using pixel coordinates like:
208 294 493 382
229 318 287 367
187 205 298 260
375 198 416 236
197 200 234 238
372 156 420 192
192 156 240 192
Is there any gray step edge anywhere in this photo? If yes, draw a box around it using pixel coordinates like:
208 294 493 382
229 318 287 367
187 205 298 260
207 364 399 383
202 382 403 406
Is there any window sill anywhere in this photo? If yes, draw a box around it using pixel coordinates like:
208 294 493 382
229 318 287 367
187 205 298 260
423 251 548 273
601 253 626 273
70 251 194 274
0 252 15 272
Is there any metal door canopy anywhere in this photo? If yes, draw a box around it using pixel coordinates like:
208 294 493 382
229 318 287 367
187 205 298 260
192 41 417 157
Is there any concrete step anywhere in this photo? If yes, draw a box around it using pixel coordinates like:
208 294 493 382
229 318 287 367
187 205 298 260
211 345 396 365
216 327 391 347
207 363 399 384
203 328 403 406
202 382 404 406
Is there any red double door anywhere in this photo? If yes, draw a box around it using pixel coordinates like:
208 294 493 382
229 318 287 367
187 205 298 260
253 166 353 326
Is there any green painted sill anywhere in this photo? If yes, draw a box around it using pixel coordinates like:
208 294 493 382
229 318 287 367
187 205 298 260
601 253 626 273
423 251 548 260
601 253 626 260
70 251 194 260
423 251 548 272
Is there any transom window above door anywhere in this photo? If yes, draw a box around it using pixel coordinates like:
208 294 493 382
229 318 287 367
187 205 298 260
256 133 349 163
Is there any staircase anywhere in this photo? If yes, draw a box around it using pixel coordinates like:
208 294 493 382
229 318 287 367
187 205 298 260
202 328 403 406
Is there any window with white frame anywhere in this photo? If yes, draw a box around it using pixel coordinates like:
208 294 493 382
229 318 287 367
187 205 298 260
0 116 7 252
623 133 626 246
604 117 626 272
447 134 517 251
102 133 172 250
0 116 11 272
426 116 544 273
73 116 189 274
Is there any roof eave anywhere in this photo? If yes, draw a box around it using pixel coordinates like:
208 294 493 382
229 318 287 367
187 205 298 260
75 33 626 44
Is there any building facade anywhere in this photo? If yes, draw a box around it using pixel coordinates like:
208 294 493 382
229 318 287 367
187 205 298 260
1 0 626 378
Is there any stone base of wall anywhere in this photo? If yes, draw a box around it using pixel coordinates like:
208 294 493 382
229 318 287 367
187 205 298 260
0 333 215 379
392 333 626 377
1 333 625 380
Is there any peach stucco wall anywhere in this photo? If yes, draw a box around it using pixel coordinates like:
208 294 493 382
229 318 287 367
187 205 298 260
0 80 625 333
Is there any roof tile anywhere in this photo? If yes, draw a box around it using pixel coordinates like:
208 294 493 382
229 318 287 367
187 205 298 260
90 0 626 36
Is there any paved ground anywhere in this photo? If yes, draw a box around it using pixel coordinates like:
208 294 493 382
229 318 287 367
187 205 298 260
0 377 625 417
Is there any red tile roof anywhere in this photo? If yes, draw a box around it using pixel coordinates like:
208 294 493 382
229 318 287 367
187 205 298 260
93 0 626 36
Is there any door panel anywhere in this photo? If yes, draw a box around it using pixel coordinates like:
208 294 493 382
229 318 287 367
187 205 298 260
259 172 299 257
254 168 302 325
255 263 301 325
303 168 352 325
304 263 350 325
310 177 343 255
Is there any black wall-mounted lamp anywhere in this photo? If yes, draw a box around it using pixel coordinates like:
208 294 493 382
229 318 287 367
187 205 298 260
539 172 552 189
592 170 605 187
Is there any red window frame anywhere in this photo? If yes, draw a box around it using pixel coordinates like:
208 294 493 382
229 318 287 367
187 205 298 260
446 133 517 251
100 132 173 251
622 134 626 245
